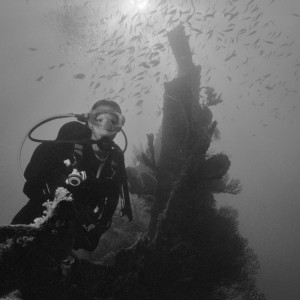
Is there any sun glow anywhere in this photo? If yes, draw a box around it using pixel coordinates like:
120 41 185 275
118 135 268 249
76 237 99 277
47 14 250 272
129 0 149 12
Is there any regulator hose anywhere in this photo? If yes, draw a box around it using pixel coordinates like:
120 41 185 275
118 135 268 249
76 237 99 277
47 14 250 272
18 113 128 182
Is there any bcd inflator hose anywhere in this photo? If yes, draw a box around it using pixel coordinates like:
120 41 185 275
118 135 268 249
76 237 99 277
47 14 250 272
18 113 127 182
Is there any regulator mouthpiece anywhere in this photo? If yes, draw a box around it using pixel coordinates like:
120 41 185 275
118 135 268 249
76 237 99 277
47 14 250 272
66 169 87 186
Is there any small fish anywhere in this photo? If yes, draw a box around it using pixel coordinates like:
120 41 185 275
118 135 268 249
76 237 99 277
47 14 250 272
253 38 260 45
254 12 263 22
225 12 239 21
94 82 101 89
224 50 237 61
203 12 215 21
263 73 271 78
132 12 139 21
113 49 125 56
127 46 135 54
150 60 160 67
86 47 100 53
246 0 255 7
157 29 166 35
115 35 123 44
288 105 296 111
186 13 194 22
73 73 85 79
168 8 177 16
180 8 191 16
248 30 257 36
149 51 160 60
271 107 279 112
118 14 127 24
136 100 143 106
149 9 157 14
238 28 247 35
124 66 132 73
36 75 43 81
274 32 282 38
207 30 214 39
139 62 150 69
58 63 65 68
191 28 203 34
265 84 275 90
250 5 258 13
136 71 146 76
28 48 37 51
135 22 143 31
129 35 141 43
156 0 166 9
153 43 165 50
223 28 234 32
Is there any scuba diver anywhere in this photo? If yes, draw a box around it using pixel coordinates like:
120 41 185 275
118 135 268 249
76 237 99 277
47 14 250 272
11 99 133 251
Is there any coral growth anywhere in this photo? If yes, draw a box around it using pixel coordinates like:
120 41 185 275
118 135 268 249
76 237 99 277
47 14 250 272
0 188 75 299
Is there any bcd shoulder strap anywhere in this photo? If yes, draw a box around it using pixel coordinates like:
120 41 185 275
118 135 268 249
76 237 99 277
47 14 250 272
74 141 133 222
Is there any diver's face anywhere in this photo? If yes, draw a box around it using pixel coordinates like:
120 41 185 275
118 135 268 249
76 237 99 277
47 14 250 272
88 105 119 140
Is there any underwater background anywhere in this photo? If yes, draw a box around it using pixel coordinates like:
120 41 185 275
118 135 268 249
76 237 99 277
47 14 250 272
0 0 299 298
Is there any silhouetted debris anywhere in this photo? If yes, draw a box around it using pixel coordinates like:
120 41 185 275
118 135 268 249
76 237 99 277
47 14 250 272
0 188 75 299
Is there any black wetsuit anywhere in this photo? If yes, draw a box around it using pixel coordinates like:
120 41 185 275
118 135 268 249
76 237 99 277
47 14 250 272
11 121 129 250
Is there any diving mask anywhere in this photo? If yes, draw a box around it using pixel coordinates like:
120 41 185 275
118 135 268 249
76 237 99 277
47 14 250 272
88 111 125 133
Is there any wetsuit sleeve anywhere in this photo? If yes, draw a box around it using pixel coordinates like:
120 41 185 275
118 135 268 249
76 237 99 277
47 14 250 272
23 143 51 202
